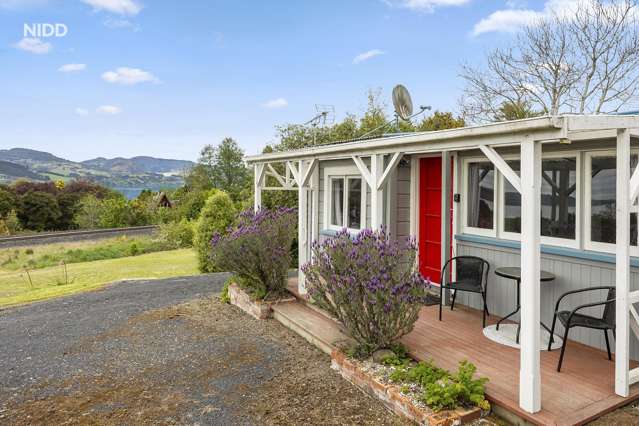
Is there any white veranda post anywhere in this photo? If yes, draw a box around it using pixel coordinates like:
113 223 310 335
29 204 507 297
519 137 542 413
297 160 308 294
253 163 265 212
616 128 631 397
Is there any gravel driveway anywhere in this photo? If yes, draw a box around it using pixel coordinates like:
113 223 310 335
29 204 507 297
0 274 406 425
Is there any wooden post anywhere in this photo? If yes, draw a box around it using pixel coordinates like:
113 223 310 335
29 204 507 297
519 137 542 413
298 160 308 294
371 154 384 229
616 128 631 397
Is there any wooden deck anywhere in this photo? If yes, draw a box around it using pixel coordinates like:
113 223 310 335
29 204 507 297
287 278 639 425
404 304 639 425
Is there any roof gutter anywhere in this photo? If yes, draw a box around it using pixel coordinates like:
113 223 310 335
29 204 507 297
246 116 565 164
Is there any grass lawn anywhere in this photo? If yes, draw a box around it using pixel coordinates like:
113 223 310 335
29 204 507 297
0 235 174 271
0 249 198 308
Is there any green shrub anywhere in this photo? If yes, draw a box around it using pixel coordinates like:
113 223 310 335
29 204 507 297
0 219 8 236
390 360 489 412
5 210 22 235
303 228 428 353
209 208 296 298
159 219 194 249
194 190 236 273
18 191 61 231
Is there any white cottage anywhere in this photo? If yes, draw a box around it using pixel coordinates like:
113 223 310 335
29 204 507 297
246 115 639 420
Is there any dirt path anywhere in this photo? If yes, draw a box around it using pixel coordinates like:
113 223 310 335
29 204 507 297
0 275 407 425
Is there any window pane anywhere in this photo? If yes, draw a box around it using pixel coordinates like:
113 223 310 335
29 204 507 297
503 160 521 233
591 155 638 245
467 162 494 229
347 178 362 229
541 158 577 239
331 178 344 227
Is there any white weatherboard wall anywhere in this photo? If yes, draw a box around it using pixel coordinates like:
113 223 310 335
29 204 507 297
456 240 639 359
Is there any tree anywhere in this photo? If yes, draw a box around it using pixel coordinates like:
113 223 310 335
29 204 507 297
460 0 639 122
190 138 250 201
194 190 236 272
18 191 61 231
0 188 16 218
416 111 466 131
74 195 103 229
210 138 250 201
493 101 541 122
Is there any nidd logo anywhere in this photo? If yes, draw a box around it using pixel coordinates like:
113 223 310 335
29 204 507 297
24 23 68 38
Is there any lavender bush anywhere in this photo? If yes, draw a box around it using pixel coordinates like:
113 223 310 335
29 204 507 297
210 207 296 299
302 228 429 352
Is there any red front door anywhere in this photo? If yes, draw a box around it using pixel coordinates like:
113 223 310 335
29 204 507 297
419 157 442 283
418 157 452 285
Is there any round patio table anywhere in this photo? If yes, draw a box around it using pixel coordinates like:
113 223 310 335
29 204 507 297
494 266 556 344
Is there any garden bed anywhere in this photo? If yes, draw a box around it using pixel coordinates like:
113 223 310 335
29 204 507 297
330 350 482 426
228 282 295 320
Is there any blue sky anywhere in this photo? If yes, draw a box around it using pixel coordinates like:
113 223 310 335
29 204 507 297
0 0 557 162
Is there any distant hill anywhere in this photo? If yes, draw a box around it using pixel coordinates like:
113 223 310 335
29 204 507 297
0 160 45 181
0 148 195 191
0 148 72 165
82 156 193 175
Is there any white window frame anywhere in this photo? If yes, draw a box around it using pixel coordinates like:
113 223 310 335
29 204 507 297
323 165 367 232
497 152 581 248
584 149 639 256
461 157 497 237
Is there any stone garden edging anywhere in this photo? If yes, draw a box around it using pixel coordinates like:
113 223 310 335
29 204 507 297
330 349 482 426
228 282 295 320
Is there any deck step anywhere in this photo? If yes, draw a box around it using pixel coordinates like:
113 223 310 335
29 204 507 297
272 301 354 355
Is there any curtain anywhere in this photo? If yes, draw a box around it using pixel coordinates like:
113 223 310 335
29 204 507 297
332 179 343 226
467 163 480 228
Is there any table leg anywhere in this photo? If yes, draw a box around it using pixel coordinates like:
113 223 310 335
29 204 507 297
497 278 521 332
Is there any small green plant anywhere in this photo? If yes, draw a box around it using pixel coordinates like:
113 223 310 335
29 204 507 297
220 278 231 304
129 242 140 256
25 248 34 255
390 359 489 412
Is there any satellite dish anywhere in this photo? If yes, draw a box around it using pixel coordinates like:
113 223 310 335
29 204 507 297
392 84 414 121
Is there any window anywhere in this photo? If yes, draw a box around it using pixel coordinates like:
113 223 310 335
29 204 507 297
327 175 365 230
464 160 495 234
586 152 638 252
499 156 578 246
541 157 578 240
502 160 521 235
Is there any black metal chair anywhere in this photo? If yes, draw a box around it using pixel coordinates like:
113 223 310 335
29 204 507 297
548 286 616 372
438 256 490 328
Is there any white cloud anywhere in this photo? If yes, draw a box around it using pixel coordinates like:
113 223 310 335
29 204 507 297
97 105 122 114
75 108 89 116
353 49 385 64
472 0 592 36
473 9 543 35
59 63 87 72
12 37 51 54
81 0 142 16
101 67 159 85
262 98 288 109
386 0 470 12
103 17 140 31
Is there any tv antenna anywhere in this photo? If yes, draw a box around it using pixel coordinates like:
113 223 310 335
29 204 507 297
303 104 335 144
304 104 335 128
